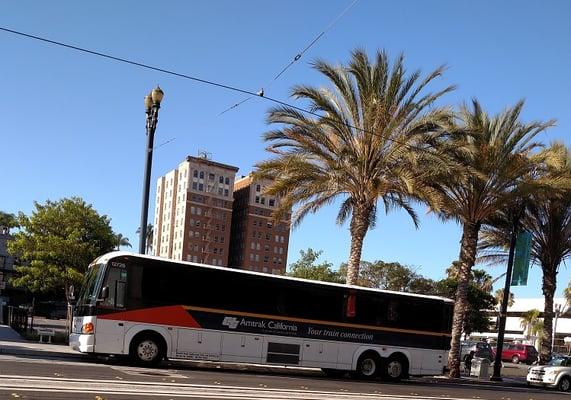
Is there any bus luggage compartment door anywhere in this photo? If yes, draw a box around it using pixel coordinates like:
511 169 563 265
302 340 338 367
176 329 222 361
221 333 263 363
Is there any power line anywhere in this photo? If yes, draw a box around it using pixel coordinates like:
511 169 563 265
0 25 451 157
219 0 359 116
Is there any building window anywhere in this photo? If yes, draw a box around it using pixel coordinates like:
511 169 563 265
193 170 198 178
199 171 204 179
224 189 229 197
219 176 224 184
218 188 223 195
250 253 254 261
209 173 215 181
255 254 260 262
250 242 255 250
198 183 204 191
225 177 230 185
265 233 271 240
264 244 270 252
269 199 275 207
255 196 260 204
256 184 261 192
263 256 269 263
267 222 273 228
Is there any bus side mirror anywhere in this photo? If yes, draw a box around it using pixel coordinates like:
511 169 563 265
100 286 109 300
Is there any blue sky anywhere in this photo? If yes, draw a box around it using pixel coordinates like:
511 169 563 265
1 1 570 298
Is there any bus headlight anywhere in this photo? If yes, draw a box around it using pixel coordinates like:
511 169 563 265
82 322 94 334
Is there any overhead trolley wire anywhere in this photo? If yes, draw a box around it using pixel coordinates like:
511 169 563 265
0 24 453 158
219 0 359 115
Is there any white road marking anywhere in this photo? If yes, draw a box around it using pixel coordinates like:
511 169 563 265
0 375 475 400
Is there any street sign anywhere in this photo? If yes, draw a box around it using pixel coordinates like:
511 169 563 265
511 231 532 286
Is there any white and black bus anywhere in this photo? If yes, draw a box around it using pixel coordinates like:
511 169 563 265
70 252 453 380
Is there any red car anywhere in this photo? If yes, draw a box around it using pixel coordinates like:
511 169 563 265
500 343 538 364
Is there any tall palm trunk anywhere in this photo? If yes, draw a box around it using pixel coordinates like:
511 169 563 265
540 265 557 363
346 204 373 286
449 221 480 378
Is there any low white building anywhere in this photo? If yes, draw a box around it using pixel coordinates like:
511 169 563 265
470 297 571 353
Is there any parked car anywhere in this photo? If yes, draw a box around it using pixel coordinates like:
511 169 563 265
500 343 538 364
461 341 494 362
527 355 571 391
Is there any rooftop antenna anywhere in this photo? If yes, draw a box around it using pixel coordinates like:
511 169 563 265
198 149 212 160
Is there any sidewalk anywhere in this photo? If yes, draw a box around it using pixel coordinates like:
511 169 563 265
0 324 82 359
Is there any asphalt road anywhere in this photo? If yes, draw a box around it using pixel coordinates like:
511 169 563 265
0 354 566 400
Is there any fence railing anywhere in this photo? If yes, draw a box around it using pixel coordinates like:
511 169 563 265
7 306 29 333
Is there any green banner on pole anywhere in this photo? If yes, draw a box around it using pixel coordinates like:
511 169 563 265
511 231 532 286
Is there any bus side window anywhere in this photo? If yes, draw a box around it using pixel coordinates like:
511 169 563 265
116 281 126 308
345 292 356 318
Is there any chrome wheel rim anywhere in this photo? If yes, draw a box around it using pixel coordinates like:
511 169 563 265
387 360 402 378
137 340 159 362
562 378 570 392
361 358 376 376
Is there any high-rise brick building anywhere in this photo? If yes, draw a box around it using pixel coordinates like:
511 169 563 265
229 174 291 274
153 156 239 266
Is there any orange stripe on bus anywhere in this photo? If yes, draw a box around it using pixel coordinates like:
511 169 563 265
99 305 201 328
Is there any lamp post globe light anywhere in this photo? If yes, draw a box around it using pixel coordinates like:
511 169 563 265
139 86 164 254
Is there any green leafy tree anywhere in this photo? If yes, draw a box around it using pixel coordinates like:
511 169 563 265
479 143 571 363
338 260 436 293
287 248 344 283
255 48 454 286
434 273 497 336
115 233 132 250
0 211 18 233
8 197 116 301
565 281 571 306
431 100 554 377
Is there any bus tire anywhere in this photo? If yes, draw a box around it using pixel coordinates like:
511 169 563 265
129 332 166 367
382 353 408 382
354 351 381 380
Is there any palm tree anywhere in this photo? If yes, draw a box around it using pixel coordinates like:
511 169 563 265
0 211 18 234
136 224 154 254
431 99 554 377
255 49 455 285
115 233 132 250
520 309 544 350
494 288 515 308
479 143 571 363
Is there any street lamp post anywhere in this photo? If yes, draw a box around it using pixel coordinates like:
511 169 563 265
552 303 563 354
139 86 164 254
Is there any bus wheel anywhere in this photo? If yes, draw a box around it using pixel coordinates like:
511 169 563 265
130 333 165 367
355 352 381 380
382 354 408 382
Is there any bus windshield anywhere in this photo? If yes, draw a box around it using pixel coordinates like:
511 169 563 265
76 263 104 305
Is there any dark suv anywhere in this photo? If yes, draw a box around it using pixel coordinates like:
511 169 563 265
461 341 494 362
